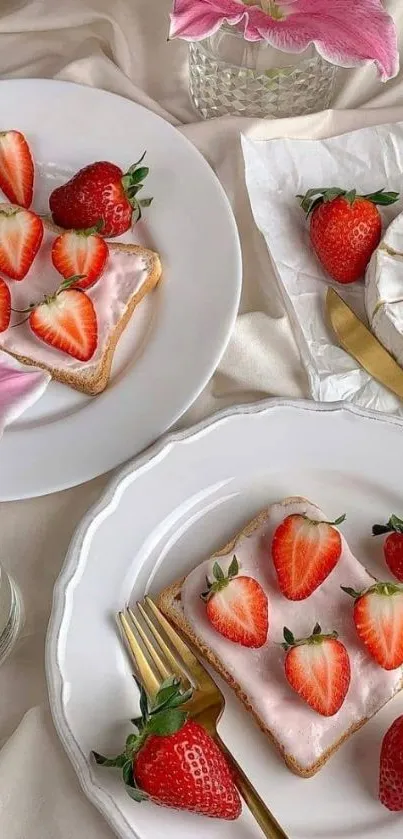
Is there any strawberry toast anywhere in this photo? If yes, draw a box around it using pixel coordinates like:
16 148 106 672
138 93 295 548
158 497 403 777
0 207 161 394
0 131 161 395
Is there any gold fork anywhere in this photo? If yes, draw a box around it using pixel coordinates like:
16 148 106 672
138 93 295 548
118 597 289 839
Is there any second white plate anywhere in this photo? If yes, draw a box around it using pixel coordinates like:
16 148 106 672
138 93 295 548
0 79 241 500
47 399 403 839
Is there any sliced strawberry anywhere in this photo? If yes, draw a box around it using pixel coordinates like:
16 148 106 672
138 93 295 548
342 582 403 670
272 513 345 600
29 284 97 362
51 227 109 290
0 131 34 209
201 556 269 648
283 624 351 716
0 278 10 332
0 207 43 280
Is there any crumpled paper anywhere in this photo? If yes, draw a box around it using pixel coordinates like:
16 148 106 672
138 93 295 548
0 352 50 436
242 122 403 415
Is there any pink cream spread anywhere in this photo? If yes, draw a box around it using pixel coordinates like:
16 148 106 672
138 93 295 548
181 499 402 772
0 227 151 373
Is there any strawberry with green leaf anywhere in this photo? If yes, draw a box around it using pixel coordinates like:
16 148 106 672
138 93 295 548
342 582 403 669
201 555 269 648
282 623 351 716
373 514 403 582
93 677 241 820
298 187 399 284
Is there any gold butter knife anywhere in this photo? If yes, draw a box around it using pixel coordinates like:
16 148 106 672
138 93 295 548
326 287 403 400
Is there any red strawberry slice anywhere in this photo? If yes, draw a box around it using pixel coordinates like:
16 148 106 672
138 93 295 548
379 714 403 811
342 582 403 670
272 513 345 600
283 624 351 716
51 227 109 290
29 284 97 362
373 514 403 582
93 677 241 819
0 130 34 209
0 207 43 280
0 278 11 332
201 556 268 648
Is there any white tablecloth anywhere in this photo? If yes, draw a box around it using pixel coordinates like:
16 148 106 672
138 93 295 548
1 2 403 836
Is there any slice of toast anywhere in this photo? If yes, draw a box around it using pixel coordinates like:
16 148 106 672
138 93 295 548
157 496 403 777
0 207 162 394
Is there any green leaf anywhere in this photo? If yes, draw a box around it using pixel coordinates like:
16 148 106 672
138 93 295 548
213 562 224 581
344 190 356 205
333 514 346 526
125 733 138 757
340 585 360 599
362 189 399 206
146 708 187 737
283 627 295 647
139 197 153 208
228 555 239 578
129 166 149 185
130 716 143 730
125 783 149 802
122 759 135 787
92 750 127 768
139 684 149 721
127 151 147 172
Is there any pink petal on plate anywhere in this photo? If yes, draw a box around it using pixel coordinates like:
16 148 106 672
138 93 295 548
245 0 399 81
0 352 50 434
169 0 245 40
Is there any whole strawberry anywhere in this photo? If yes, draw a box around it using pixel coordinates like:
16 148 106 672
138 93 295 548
201 555 269 648
298 187 399 284
342 582 403 670
93 677 241 820
282 624 351 716
49 153 152 238
373 514 403 582
379 715 403 811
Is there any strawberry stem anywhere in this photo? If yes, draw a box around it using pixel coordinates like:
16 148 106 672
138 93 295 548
200 556 239 601
302 513 346 527
372 514 403 536
341 581 403 600
121 151 153 223
282 624 338 651
92 676 192 804
297 187 399 217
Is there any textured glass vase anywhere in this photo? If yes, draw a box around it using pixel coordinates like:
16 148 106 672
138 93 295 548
189 26 337 119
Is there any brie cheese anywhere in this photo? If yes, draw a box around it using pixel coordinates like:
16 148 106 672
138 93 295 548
365 212 403 366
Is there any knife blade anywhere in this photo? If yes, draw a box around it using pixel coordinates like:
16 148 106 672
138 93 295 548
326 287 403 400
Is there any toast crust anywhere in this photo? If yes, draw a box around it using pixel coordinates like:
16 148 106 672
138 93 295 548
157 496 403 778
0 208 162 395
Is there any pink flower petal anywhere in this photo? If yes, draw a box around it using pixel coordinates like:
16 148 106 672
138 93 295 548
249 0 399 81
0 353 50 434
170 0 399 80
169 0 244 39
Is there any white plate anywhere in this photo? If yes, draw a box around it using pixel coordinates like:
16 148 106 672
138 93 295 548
46 399 403 839
0 79 241 500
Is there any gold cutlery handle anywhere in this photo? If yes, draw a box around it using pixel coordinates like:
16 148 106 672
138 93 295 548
215 735 289 838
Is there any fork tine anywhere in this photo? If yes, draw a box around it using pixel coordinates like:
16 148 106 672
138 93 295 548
126 607 171 681
137 601 192 689
144 597 213 689
117 611 160 699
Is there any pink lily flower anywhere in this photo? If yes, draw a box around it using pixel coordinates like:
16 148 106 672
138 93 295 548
169 0 399 81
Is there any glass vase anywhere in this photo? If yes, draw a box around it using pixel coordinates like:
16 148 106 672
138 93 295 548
188 26 337 119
